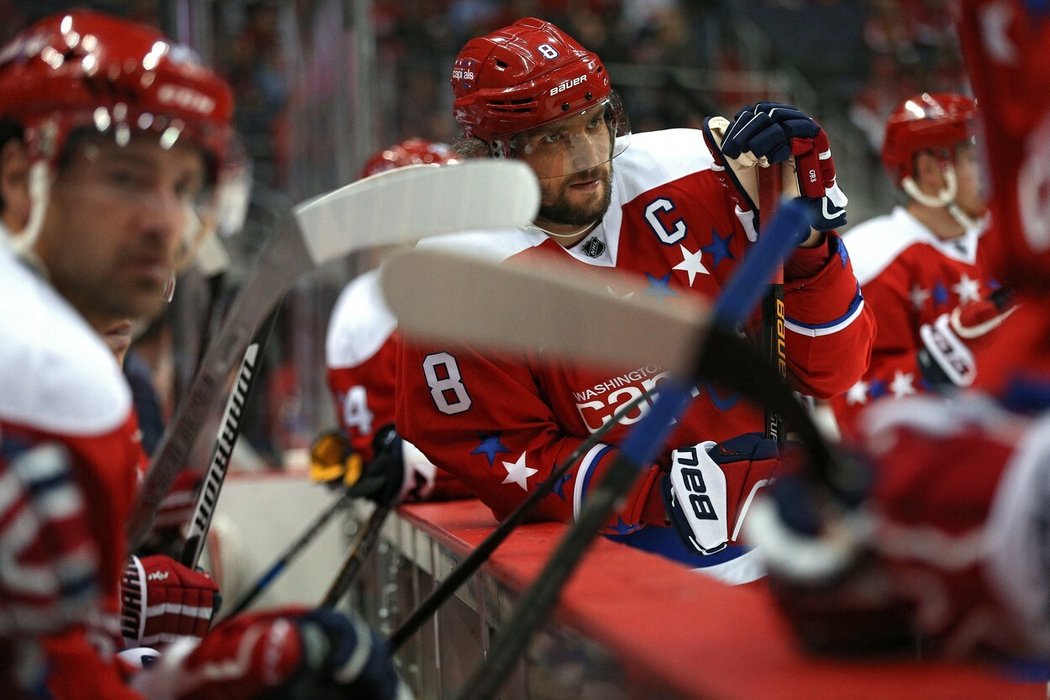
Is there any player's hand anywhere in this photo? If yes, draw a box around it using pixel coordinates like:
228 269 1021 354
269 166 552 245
719 102 847 231
919 288 1017 388
661 433 782 556
129 606 407 700
120 554 220 648
310 426 435 506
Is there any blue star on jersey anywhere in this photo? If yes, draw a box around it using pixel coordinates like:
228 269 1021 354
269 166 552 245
933 281 950 307
835 236 850 268
552 472 572 500
644 272 679 301
471 432 511 467
701 229 735 268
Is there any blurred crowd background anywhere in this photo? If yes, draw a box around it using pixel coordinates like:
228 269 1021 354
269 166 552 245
0 0 969 468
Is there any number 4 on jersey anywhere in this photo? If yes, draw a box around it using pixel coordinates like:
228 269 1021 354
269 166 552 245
340 386 375 435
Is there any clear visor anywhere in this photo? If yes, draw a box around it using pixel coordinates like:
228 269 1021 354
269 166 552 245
494 95 631 180
21 115 250 299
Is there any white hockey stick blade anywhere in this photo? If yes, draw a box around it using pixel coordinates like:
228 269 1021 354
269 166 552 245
128 162 540 551
380 248 710 378
295 160 540 264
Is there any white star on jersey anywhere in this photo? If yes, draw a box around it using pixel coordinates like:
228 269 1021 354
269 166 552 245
672 245 710 286
910 284 931 310
846 380 869 405
952 273 981 304
501 452 538 491
890 370 917 399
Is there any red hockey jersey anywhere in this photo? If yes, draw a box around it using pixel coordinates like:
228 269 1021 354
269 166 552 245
325 269 399 462
396 128 875 532
830 207 995 441
0 248 145 699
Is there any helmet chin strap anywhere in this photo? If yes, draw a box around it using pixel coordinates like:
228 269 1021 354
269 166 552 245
901 165 957 209
10 161 50 256
902 165 984 231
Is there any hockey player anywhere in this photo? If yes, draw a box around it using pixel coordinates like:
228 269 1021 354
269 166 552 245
395 17 875 584
829 92 1013 442
315 138 470 504
745 0 1050 664
0 10 402 699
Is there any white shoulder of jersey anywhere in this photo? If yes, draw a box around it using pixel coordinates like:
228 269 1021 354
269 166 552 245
614 128 713 202
414 223 543 262
0 248 132 435
325 268 399 369
842 206 934 285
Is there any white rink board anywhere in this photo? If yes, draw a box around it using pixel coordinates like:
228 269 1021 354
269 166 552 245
201 470 349 616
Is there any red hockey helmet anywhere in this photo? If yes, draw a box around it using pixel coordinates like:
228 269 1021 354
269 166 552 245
881 92 978 187
450 17 629 152
359 139 460 179
0 10 248 253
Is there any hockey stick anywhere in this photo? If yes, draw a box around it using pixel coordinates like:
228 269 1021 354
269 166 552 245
384 201 828 698
219 493 351 620
126 161 540 552
387 390 650 652
320 503 393 609
179 303 281 569
758 164 786 441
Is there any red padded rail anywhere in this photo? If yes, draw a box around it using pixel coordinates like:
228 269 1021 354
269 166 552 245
400 499 1042 699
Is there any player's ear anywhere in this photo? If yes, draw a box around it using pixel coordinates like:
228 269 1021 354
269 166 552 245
0 137 30 234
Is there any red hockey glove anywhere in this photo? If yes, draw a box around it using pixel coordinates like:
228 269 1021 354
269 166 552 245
746 396 1044 660
129 606 405 700
919 289 1017 388
120 554 219 648
661 433 783 556
310 425 435 505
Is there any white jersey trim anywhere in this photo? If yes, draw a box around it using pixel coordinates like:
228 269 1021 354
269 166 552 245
325 269 398 368
844 206 984 285
0 248 131 434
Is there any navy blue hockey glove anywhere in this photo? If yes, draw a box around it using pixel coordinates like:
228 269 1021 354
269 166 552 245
721 102 848 231
661 433 782 556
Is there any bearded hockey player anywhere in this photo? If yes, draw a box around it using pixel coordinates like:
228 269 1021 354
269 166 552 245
395 16 875 584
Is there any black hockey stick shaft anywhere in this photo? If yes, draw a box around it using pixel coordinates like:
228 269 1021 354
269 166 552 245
220 493 351 620
320 503 393 608
179 302 282 568
388 391 650 652
758 163 786 441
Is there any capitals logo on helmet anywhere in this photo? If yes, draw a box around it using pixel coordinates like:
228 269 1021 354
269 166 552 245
450 17 627 145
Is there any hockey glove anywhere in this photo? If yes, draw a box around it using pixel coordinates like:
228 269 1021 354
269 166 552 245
661 434 782 556
310 425 435 506
919 289 1017 388
120 554 220 648
129 606 407 700
710 102 847 232
309 429 364 490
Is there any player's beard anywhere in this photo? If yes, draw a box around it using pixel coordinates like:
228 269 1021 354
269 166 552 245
537 164 613 227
